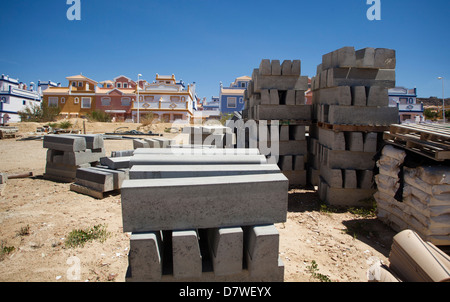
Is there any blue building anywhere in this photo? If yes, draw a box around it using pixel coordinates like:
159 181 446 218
388 87 424 123
219 76 251 114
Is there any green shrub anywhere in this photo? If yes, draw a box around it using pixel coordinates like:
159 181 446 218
86 110 112 122
65 224 110 248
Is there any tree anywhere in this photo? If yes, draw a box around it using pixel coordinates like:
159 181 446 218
18 100 60 122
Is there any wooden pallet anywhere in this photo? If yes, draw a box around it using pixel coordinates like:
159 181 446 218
383 131 450 161
317 122 389 132
389 124 450 145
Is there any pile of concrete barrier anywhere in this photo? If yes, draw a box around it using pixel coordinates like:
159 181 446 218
122 147 288 282
368 229 450 282
43 134 105 182
243 59 311 185
375 145 450 246
310 46 399 206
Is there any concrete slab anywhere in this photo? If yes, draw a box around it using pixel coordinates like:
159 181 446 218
327 105 399 126
74 168 114 192
68 134 104 149
254 104 312 120
129 154 268 166
327 150 376 170
100 156 131 169
133 148 260 156
121 173 289 232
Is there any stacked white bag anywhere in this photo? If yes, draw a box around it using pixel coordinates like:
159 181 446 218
374 145 450 246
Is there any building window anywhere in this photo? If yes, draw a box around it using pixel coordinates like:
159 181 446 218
117 83 121 88
72 82 76 87
74 97 79 104
81 97 91 108
23 100 26 105
61 97 65 104
123 83 128 88
121 97 131 106
48 97 58 107
145 96 154 102
239 97 243 103
171 96 181 102
227 97 237 108
101 97 111 106
78 82 83 87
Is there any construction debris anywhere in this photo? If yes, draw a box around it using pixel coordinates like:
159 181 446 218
0 126 19 139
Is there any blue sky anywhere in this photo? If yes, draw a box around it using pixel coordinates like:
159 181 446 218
0 0 449 99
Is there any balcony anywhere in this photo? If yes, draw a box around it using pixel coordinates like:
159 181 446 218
397 103 423 113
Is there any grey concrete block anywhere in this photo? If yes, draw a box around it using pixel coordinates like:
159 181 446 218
358 170 374 189
314 86 352 106
111 150 134 157
121 173 289 232
351 86 367 106
62 149 105 166
130 154 267 166
327 105 399 126
278 140 307 156
129 164 281 179
244 225 280 278
208 227 243 276
280 125 289 141
295 90 305 105
68 134 104 150
255 104 312 120
291 60 301 76
100 156 131 169
374 48 396 69
74 168 114 192
279 156 293 171
319 176 377 207
285 90 296 105
133 148 260 156
318 128 345 150
291 125 305 140
43 135 86 152
271 60 281 76
269 89 279 105
344 170 357 189
128 232 163 282
334 46 356 68
282 170 307 186
133 139 150 149
345 132 364 152
367 86 389 107
89 167 127 189
327 150 376 170
281 60 292 76
319 163 343 188
261 89 270 105
355 47 375 68
363 132 379 152
0 173 8 184
294 155 305 170
253 72 309 92
325 68 396 88
172 230 202 279
259 59 271 76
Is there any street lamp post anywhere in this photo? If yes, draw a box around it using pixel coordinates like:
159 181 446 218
438 77 445 124
137 74 142 124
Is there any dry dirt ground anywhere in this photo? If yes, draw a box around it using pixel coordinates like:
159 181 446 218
0 120 397 282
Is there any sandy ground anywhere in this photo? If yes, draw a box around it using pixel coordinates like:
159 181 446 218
0 120 396 282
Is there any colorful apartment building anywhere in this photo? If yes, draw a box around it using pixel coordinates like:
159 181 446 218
96 76 142 121
133 74 195 122
42 74 98 119
219 76 251 114
0 74 42 123
388 87 424 123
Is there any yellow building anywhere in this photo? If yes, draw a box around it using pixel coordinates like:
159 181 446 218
134 74 195 122
42 74 98 118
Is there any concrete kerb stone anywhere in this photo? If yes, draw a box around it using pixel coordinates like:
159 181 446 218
43 135 86 152
129 154 268 166
74 167 114 192
172 230 202 279
133 148 260 156
127 232 163 282
208 227 243 276
120 173 289 232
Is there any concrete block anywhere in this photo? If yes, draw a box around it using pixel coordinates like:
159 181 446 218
208 227 243 276
315 86 352 105
374 48 396 69
111 150 134 157
130 154 267 166
325 68 396 88
133 148 260 156
351 86 367 106
355 47 375 68
129 164 281 179
133 139 150 149
43 135 86 152
281 60 292 76
358 170 374 189
344 170 357 189
74 168 114 192
269 89 279 105
327 105 399 126
367 86 389 107
261 89 270 105
282 170 307 186
279 125 289 141
327 150 376 170
279 156 293 171
259 59 271 76
318 128 345 150
68 134 104 150
319 176 377 207
0 173 7 184
255 104 312 120
293 155 305 170
291 60 301 76
271 60 281 76
363 132 379 152
128 232 163 282
244 225 280 278
89 167 127 189
345 132 364 152
121 173 289 232
253 72 309 92
62 149 105 166
172 230 202 279
295 90 305 105
278 140 308 156
100 156 131 169
285 90 296 105
334 46 356 68
319 163 343 188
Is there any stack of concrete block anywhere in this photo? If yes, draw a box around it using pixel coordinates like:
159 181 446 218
311 46 399 206
375 145 450 246
122 148 288 282
243 59 311 185
43 134 105 182
181 125 235 148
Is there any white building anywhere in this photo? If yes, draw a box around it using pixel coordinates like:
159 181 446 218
0 74 42 123
388 87 424 123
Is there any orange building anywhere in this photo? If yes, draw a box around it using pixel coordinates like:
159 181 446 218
42 74 98 118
